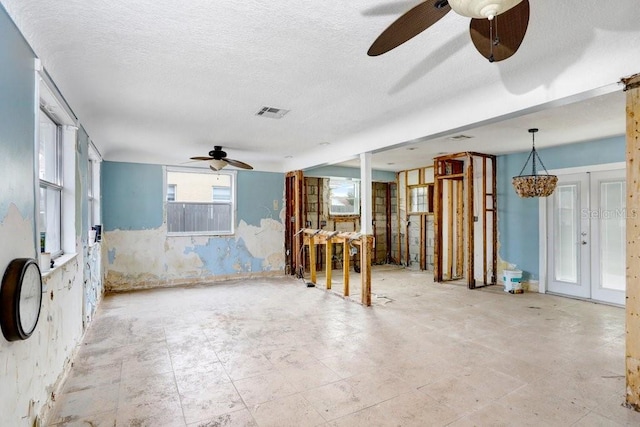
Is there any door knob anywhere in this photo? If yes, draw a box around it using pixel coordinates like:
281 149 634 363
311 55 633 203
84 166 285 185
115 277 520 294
582 240 588 245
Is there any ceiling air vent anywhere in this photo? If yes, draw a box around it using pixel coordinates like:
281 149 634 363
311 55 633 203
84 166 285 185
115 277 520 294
447 134 473 141
256 106 289 119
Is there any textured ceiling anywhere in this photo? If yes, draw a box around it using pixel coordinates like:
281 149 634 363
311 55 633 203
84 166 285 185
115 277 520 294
1 0 639 172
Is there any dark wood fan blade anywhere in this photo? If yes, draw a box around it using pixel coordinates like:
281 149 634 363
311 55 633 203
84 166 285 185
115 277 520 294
190 156 214 161
224 158 253 170
368 0 451 56
469 0 529 62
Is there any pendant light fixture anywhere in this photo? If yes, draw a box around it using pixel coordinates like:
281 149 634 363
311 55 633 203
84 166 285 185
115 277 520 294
512 128 558 198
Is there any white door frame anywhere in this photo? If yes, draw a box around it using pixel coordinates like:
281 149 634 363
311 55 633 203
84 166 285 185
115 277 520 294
537 162 625 294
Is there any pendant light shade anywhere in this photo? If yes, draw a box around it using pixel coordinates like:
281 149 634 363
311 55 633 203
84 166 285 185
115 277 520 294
512 128 558 198
448 0 523 19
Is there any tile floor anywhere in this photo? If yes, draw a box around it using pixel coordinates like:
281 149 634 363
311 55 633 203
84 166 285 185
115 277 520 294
47 266 640 426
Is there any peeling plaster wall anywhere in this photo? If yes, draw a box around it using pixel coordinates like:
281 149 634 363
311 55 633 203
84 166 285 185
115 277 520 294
102 162 286 291
0 8 100 425
497 136 625 283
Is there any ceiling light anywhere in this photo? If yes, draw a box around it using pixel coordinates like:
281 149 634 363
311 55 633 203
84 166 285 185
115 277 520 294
256 106 289 119
448 0 523 20
209 159 227 171
512 128 558 198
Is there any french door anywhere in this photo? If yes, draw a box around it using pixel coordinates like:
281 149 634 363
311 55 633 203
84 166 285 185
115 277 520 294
546 168 626 305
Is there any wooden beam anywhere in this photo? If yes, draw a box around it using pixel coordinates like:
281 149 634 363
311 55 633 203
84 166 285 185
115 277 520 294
360 235 373 306
433 160 442 282
309 235 316 284
343 240 350 296
326 239 333 289
456 179 464 279
467 156 475 289
483 156 487 285
447 181 454 279
624 72 640 410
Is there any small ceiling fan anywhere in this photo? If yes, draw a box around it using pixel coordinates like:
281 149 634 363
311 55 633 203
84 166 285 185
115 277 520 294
368 0 529 62
190 146 254 171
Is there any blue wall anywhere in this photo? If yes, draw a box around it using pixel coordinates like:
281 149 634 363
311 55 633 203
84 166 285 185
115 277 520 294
498 136 625 280
102 162 285 231
237 171 284 226
0 7 36 221
102 161 164 231
305 165 396 182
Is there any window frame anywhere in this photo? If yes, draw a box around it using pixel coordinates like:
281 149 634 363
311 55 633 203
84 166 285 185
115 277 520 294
88 142 102 233
329 177 361 217
38 108 63 257
408 184 434 214
165 167 236 236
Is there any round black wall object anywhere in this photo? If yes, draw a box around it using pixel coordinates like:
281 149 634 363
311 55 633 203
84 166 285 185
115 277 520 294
1 258 43 341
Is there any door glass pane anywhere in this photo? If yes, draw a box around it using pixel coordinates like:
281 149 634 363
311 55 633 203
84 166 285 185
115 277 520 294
600 181 626 291
554 184 578 283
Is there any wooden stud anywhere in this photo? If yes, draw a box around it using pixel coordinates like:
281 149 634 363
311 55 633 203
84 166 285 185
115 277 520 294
386 183 392 263
467 156 475 289
447 180 454 279
361 235 373 306
343 240 350 296
482 156 487 285
326 238 333 289
456 179 464 279
624 73 640 410
309 235 317 284
404 171 410 266
433 160 442 282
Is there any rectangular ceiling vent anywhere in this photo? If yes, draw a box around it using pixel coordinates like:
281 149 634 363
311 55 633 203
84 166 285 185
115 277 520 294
256 106 289 119
447 134 473 141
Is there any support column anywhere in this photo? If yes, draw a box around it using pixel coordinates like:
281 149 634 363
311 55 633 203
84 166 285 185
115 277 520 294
360 152 373 235
624 73 640 410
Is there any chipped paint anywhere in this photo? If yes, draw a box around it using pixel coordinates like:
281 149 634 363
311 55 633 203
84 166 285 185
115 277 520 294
0 206 84 427
104 218 285 292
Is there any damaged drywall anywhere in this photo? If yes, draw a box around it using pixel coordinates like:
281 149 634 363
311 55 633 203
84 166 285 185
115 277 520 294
0 206 84 426
102 163 286 291
104 219 285 291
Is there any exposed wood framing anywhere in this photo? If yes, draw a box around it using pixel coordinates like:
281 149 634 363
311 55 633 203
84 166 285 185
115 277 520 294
456 179 464 278
343 240 350 296
467 158 475 288
624 73 640 410
285 171 305 275
447 181 454 279
433 166 443 281
302 229 372 306
361 235 373 307
433 152 497 288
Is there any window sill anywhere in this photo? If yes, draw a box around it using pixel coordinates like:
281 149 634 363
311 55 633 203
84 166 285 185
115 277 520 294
42 253 78 281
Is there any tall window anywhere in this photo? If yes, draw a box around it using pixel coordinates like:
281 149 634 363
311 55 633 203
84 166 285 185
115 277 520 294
329 178 360 215
166 168 235 235
88 147 101 230
39 111 62 255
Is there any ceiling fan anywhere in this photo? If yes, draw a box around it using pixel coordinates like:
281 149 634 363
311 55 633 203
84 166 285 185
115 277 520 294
190 146 254 171
368 0 530 62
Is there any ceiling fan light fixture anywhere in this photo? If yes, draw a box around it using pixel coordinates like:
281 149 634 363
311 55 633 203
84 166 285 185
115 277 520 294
209 159 227 171
448 0 523 19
